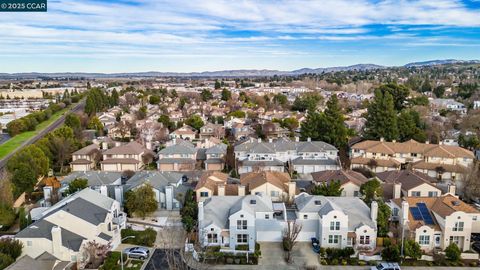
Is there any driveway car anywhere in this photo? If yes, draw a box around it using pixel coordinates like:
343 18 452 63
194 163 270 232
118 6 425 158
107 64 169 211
123 246 150 260
472 241 480 253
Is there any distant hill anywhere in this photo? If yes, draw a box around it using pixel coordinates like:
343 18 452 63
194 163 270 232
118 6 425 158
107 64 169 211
404 59 480 68
0 60 478 79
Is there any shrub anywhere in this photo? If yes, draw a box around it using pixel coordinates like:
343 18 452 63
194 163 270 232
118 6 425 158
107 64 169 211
445 243 461 262
0 238 23 260
330 258 338 265
0 204 16 230
358 261 367 266
236 245 249 251
121 228 157 247
0 253 14 269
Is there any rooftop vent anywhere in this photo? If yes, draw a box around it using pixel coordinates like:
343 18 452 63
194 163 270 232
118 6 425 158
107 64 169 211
451 201 461 206
314 200 322 205
250 199 256 205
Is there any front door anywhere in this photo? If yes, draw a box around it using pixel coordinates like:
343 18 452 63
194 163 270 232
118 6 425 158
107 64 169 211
434 234 441 248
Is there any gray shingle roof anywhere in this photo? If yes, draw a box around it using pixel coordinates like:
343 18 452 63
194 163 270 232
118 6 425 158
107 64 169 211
125 171 183 191
62 171 122 187
234 138 337 154
205 143 227 155
159 144 196 155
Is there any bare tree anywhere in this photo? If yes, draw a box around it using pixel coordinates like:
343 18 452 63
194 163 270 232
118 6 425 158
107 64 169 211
282 220 302 264
78 240 111 269
463 162 480 201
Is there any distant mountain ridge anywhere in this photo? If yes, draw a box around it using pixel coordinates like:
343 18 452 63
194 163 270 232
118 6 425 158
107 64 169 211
0 59 478 79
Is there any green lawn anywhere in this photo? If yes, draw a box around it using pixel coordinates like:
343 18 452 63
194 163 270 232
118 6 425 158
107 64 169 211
0 108 68 159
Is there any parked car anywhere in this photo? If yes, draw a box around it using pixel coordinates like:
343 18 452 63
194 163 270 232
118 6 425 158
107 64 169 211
311 237 320 253
472 241 480 253
123 247 150 260
371 262 401 270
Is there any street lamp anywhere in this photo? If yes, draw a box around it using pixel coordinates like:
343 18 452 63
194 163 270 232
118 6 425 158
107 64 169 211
120 236 135 270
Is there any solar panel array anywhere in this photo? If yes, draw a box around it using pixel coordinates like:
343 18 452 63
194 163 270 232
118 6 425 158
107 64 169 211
417 202 435 225
409 203 435 225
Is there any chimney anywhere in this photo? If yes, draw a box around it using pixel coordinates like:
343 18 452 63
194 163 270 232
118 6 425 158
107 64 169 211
249 137 254 143
401 200 409 225
102 142 108 150
238 185 246 196
166 186 173 210
43 186 52 207
307 137 311 142
288 182 296 200
393 183 402 199
115 141 121 147
173 138 177 145
371 201 378 223
51 226 62 257
198 201 204 222
295 136 299 142
99 185 108 197
146 141 152 150
268 138 273 143
425 140 430 144
257 138 262 143
380 137 385 142
392 140 396 143
218 184 225 196
447 184 456 195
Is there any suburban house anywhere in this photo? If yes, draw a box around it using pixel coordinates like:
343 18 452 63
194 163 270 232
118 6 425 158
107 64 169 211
234 137 339 174
98 112 117 128
375 170 444 200
100 141 152 172
262 122 289 139
204 143 227 171
124 171 186 210
60 171 123 203
70 144 100 172
200 122 225 140
157 140 197 171
16 189 125 262
170 125 197 141
350 139 474 185
430 98 467 115
198 193 377 252
391 195 480 252
240 171 296 201
195 172 242 202
311 170 369 197
231 122 254 140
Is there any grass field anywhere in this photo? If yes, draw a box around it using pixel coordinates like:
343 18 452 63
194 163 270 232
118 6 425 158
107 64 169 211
0 108 68 159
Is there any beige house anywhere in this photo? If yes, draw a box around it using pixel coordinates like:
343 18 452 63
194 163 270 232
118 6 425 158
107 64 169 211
16 189 126 262
70 144 100 172
350 139 474 184
311 170 369 197
200 122 225 140
391 195 480 253
170 125 197 141
376 170 444 200
240 171 296 201
100 141 150 172
157 140 196 171
195 171 243 202
204 143 227 171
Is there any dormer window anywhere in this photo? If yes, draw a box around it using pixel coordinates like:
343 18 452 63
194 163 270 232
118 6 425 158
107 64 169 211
250 200 256 204
314 200 321 205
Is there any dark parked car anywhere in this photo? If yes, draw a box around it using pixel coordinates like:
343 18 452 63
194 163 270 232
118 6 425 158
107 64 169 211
123 247 150 260
311 237 320 253
472 242 480 253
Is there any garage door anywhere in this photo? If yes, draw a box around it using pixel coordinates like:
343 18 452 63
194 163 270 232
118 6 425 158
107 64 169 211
257 231 282 242
303 166 314 173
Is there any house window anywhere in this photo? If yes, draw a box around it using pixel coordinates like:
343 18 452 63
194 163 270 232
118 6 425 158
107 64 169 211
411 191 421 197
27 241 32 246
200 192 209 197
237 220 247 230
303 215 308 219
473 216 478 221
270 191 280 197
453 222 464 232
330 221 340 231
419 235 430 245
360 235 370 245
237 234 248 244
393 208 399 217
450 236 461 245
265 214 269 219
328 235 341 244
353 191 360 197
207 233 218 243
428 191 438 197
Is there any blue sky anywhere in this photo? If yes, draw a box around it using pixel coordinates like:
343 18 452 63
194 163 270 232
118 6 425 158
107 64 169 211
1 0 480 73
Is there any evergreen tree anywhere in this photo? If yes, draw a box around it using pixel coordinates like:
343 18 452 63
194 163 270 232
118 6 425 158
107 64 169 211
323 94 349 148
110 89 119 106
364 89 399 141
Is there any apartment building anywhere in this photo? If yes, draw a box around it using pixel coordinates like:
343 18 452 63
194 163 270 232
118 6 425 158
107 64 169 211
234 137 339 174
350 139 474 185
16 189 125 262
198 193 377 252
391 195 480 252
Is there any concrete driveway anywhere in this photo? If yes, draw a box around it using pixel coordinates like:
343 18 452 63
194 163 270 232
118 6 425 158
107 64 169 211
257 242 319 269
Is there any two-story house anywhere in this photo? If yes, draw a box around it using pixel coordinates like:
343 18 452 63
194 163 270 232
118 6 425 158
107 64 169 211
195 171 244 202
204 143 227 171
60 171 123 203
200 122 225 140
262 122 289 139
350 139 474 187
376 170 443 200
100 141 151 172
235 137 339 174
391 195 480 253
240 171 296 201
170 125 197 141
16 189 125 262
157 140 197 171
70 144 100 172
311 170 369 197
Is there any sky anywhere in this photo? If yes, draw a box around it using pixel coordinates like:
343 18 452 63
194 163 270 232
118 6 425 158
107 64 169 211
1 0 480 73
